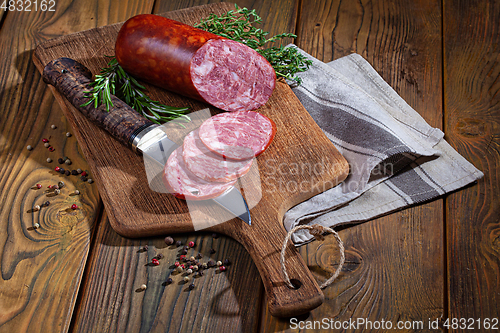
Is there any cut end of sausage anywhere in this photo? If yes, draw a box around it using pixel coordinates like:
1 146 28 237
163 147 236 201
190 39 276 112
198 111 277 160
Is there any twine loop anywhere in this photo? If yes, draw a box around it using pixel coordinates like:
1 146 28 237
280 224 345 289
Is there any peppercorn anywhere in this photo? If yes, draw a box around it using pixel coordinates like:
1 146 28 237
65 170 70 176
139 284 147 291
174 262 180 267
58 181 64 188
156 253 164 260
81 171 88 177
176 266 183 273
46 158 52 163
33 205 40 211
180 255 186 262
209 248 216 254
180 264 185 269
62 156 68 161
223 259 231 266
71 170 78 175
65 159 71 165
71 204 78 210
42 138 49 143
55 167 60 172
58 158 64 164
44 143 50 148
87 178 93 184
54 189 60 195
81 176 87 182
59 168 65 174
181 249 188 255
152 258 159 266
175 240 182 247
164 236 174 245
76 168 82 174
33 223 40 229
216 261 222 267
207 260 215 267
74 190 80 195
51 124 56 129
48 146 55 152
193 265 199 271
188 283 195 290
190 256 196 262
27 145 33 151
36 184 42 189
219 266 226 272
201 263 208 269
183 245 189 251
43 201 50 207
196 253 203 259
212 233 219 239
66 132 72 137
197 270 204 276
186 269 193 274
143 245 149 251
188 241 195 248
165 277 173 284
183 276 190 283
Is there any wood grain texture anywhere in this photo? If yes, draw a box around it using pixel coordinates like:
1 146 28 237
34 2 346 317
260 0 445 330
0 1 154 332
443 0 500 325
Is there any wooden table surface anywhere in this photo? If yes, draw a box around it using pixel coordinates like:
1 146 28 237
0 0 498 332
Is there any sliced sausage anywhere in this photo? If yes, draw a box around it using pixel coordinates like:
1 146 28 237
182 128 253 183
198 111 276 160
163 146 235 201
115 14 276 111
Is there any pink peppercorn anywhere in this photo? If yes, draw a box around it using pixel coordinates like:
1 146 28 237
36 184 42 189
48 147 55 152
42 138 48 143
188 241 195 248
55 167 60 172
81 171 88 177
181 264 185 269
71 204 78 210
174 262 180 267
219 266 226 272
152 258 159 266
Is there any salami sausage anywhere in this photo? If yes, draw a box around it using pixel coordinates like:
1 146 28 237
182 128 253 182
115 14 276 111
163 146 235 201
198 111 276 160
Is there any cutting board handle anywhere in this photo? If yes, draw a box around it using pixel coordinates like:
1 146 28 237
216 203 325 317
42 58 154 149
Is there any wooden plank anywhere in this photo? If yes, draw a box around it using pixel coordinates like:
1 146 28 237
443 0 500 326
260 0 445 330
68 1 299 330
0 1 154 332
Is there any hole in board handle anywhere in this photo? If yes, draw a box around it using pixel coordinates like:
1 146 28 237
290 279 302 289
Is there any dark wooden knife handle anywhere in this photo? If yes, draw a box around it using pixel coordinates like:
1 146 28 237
42 57 154 149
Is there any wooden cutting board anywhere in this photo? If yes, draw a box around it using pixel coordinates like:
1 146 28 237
33 2 349 318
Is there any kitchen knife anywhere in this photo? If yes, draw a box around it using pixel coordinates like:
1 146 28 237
42 57 251 226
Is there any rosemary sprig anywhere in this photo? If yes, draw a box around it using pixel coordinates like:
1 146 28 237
194 4 312 84
81 57 190 124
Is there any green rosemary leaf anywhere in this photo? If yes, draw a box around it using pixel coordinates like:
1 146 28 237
81 56 190 124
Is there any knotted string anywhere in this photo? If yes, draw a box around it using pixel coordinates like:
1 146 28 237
280 224 345 289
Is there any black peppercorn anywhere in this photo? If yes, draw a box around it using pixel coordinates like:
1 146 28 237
207 260 215 267
59 168 65 174
209 248 216 254
164 236 174 245
58 158 64 164
165 277 173 284
176 240 182 247
71 170 78 175
188 283 195 290
223 259 231 266
81 176 88 182
65 170 70 176
156 253 164 260
196 253 203 259
181 249 188 255
43 201 50 207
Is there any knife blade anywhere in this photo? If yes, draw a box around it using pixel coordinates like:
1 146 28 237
42 57 251 226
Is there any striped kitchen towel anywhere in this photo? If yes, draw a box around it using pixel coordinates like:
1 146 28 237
284 46 484 245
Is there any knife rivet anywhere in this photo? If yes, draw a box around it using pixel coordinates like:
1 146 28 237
188 241 195 248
